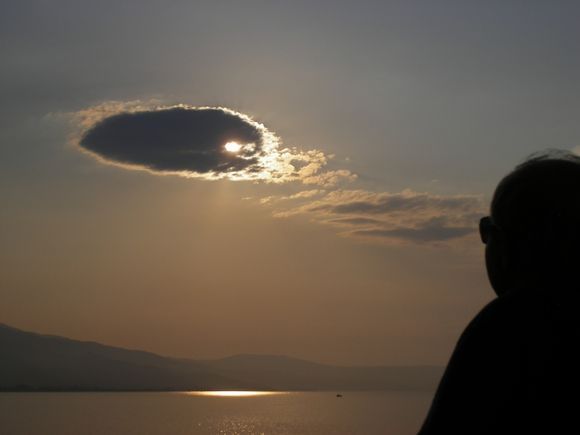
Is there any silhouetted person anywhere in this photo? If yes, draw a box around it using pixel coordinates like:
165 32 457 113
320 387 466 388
420 151 580 434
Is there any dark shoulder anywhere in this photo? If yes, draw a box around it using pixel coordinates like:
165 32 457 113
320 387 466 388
460 290 537 345
419 292 537 434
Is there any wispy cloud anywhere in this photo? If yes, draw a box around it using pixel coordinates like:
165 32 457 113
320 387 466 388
259 189 325 205
264 189 485 245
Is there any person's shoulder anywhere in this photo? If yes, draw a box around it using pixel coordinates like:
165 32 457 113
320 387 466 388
477 289 540 320
418 293 531 434
466 294 511 328
460 290 537 346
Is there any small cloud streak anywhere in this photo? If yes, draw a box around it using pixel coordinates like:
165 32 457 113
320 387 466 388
265 189 485 245
260 189 325 205
72 101 355 186
350 219 474 243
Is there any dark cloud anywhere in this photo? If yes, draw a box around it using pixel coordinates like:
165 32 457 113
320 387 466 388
74 103 355 185
328 217 383 226
316 192 480 215
350 218 474 243
79 107 266 177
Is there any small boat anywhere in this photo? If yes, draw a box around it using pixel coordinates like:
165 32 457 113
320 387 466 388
336 394 343 398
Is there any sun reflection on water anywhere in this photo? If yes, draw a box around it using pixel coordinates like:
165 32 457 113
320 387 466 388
183 391 285 398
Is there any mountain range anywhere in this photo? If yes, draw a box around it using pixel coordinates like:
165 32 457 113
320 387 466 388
0 323 443 391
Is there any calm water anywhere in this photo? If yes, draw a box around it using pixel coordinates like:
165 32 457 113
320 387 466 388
0 391 433 434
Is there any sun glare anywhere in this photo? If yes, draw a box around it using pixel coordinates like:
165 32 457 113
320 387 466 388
225 141 242 153
184 391 283 398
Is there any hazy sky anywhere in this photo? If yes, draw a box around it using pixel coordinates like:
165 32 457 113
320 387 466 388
1 0 579 365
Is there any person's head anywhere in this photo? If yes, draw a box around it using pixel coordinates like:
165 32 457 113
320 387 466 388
481 150 580 296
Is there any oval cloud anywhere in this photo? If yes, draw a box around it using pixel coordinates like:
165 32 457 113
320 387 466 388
79 107 266 177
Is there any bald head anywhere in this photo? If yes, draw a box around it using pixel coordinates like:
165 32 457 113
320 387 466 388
487 150 580 292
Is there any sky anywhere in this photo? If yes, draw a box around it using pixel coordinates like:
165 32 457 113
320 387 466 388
1 0 580 366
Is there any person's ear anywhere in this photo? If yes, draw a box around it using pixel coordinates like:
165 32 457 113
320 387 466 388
485 229 513 296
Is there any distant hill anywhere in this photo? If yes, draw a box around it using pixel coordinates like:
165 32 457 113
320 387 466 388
0 323 443 391
205 354 443 391
0 323 247 391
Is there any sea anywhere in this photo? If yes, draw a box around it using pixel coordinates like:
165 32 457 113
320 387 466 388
0 391 433 434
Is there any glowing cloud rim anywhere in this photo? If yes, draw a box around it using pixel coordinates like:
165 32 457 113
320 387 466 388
72 101 356 186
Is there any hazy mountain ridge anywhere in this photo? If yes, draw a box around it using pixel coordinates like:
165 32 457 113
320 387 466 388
0 323 443 391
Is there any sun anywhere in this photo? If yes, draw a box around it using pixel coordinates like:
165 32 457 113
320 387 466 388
224 141 242 153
